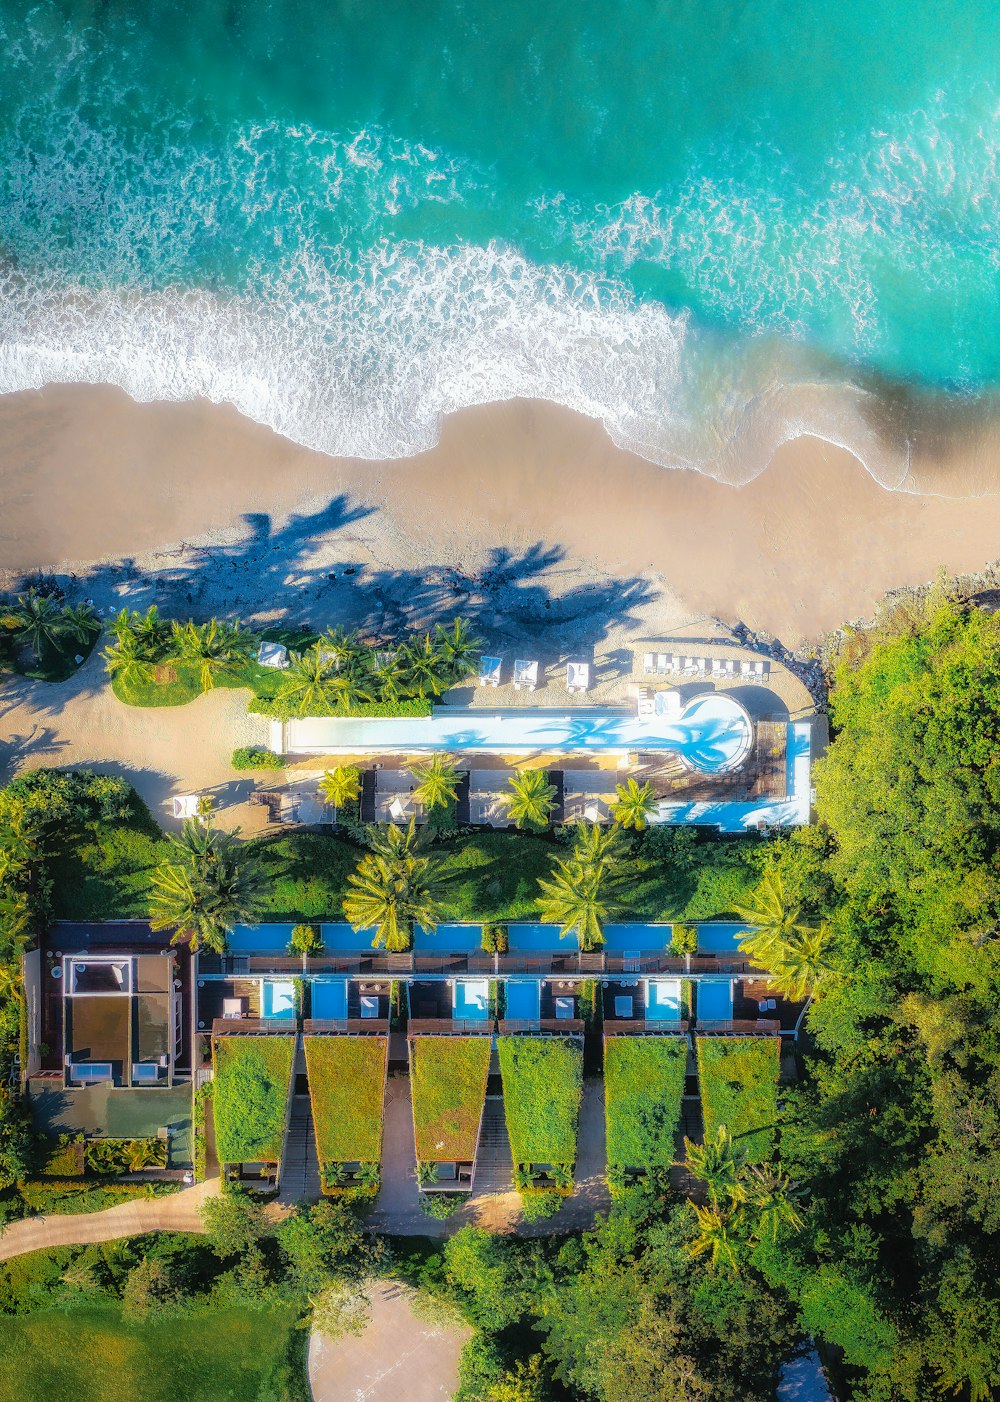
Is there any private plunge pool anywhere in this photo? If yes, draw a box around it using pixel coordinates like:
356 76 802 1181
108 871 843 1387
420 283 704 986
283 694 754 774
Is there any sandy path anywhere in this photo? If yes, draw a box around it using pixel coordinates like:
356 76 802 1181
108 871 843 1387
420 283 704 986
4 387 1000 644
0 651 269 823
0 1177 220 1261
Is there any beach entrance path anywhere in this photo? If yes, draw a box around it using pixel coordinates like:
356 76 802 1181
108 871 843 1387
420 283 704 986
308 1280 470 1402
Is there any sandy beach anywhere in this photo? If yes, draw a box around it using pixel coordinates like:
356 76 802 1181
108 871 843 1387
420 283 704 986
3 384 1000 648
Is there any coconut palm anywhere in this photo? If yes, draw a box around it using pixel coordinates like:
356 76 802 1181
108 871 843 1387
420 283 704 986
687 1202 741 1274
433 617 482 682
500 768 557 832
343 819 446 951
742 1163 805 1242
767 921 838 1001
734 871 812 963
611 777 658 831
410 752 462 812
3 590 70 660
537 856 621 950
103 628 155 690
570 820 627 870
279 645 335 714
683 1127 746 1208
150 820 264 954
369 649 408 705
318 765 362 808
324 665 375 712
60 601 100 645
171 619 254 691
320 626 364 671
400 631 449 699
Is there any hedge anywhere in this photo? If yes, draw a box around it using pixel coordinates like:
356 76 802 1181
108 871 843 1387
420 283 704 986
248 696 433 720
604 1036 687 1170
498 1036 583 1168
696 1036 780 1164
304 1035 387 1165
409 1036 491 1163
212 1036 295 1165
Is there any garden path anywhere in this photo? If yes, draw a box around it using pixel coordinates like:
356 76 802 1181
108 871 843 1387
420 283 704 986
0 1176 221 1261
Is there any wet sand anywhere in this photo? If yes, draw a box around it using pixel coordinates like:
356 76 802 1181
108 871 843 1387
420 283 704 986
2 384 1000 644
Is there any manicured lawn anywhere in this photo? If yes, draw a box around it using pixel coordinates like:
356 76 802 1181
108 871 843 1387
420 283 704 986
696 1036 780 1164
498 1036 583 1168
212 1036 295 1165
49 820 165 919
254 832 361 920
0 1302 305 1402
111 656 292 710
604 1036 687 1170
438 831 558 920
409 1036 491 1162
305 1035 387 1164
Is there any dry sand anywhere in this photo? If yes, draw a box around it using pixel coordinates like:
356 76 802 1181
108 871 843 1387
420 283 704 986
3 385 1000 646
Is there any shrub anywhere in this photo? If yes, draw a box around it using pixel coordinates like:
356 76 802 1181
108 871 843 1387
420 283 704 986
519 1190 563 1223
420 1191 469 1219
231 747 285 770
289 923 323 957
249 696 433 720
481 921 509 954
212 1036 295 1165
498 1036 583 1175
604 1037 687 1171
193 1084 213 1184
670 922 699 957
696 1036 780 1164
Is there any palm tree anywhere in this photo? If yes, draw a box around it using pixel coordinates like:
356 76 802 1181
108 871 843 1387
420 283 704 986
343 820 446 951
400 632 449 699
320 626 364 672
434 617 482 683
500 768 557 832
324 665 375 712
683 1127 745 1208
734 871 811 964
767 921 838 1001
687 1202 741 1274
171 619 254 691
60 601 99 645
104 629 155 690
318 765 362 808
611 777 658 831
369 649 408 705
570 820 627 869
4 590 70 660
537 857 620 950
279 645 335 714
742 1163 805 1242
150 820 264 954
410 753 462 812
125 1138 163 1172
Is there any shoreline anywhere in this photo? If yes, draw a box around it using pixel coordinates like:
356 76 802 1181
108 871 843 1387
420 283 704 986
3 384 1000 644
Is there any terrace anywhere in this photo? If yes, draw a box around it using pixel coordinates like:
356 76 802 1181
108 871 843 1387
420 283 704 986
303 977 391 1034
601 976 690 1035
407 978 493 1035
558 768 619 823
498 976 585 1035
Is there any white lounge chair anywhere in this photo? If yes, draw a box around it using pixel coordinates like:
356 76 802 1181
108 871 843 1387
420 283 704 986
566 661 590 694
513 659 538 691
711 659 724 678
479 656 503 687
636 686 655 718
643 652 656 674
656 653 670 674
722 659 738 678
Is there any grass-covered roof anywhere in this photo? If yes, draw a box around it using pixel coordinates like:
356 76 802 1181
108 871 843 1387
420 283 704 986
604 1035 687 1170
409 1035 491 1162
696 1035 780 1164
304 1035 387 1164
212 1035 295 1165
498 1035 583 1167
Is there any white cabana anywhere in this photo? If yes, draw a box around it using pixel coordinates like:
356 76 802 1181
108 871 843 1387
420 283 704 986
257 641 290 670
171 794 200 820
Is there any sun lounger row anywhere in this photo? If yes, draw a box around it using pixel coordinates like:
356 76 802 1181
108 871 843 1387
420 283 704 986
479 656 590 694
642 652 768 681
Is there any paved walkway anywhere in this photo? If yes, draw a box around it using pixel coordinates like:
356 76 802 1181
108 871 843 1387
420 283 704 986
0 1177 221 1261
308 1280 470 1402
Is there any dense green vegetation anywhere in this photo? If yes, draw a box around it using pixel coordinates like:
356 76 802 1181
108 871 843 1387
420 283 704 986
498 1036 583 1178
304 1036 387 1183
696 1037 780 1166
604 1036 687 1173
0 587 101 683
212 1037 295 1165
409 1036 491 1164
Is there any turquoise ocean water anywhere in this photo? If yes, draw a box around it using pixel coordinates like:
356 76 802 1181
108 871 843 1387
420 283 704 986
0 0 997 482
